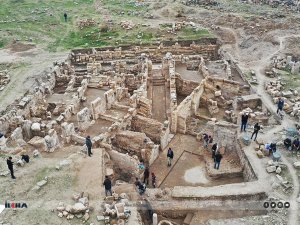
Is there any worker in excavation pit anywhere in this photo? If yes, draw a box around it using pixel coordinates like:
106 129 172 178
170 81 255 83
211 143 218 162
214 152 223 170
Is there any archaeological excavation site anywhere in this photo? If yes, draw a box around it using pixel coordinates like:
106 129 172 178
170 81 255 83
1 1 300 225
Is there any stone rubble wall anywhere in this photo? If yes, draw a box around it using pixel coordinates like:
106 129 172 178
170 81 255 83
171 83 204 134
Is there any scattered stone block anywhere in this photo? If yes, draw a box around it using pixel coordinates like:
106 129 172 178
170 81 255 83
276 167 282 174
33 149 40 157
257 150 264 158
293 161 300 169
71 203 86 214
266 166 276 173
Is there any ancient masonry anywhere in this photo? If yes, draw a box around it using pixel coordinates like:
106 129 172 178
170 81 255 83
0 40 282 224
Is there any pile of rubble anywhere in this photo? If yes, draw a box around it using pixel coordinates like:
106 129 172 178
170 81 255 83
271 55 300 75
0 70 10 91
97 192 131 224
77 19 97 29
265 78 300 117
120 21 135 30
266 160 294 193
240 107 266 120
56 192 91 222
166 21 197 34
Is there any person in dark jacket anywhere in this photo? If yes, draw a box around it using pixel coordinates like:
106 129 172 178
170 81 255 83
64 12 68 22
143 167 150 185
167 148 174 167
85 136 93 157
7 157 16 179
277 98 284 114
241 112 249 132
211 143 218 161
292 138 300 152
203 133 209 148
251 123 261 141
214 152 223 170
21 154 30 163
135 177 146 195
103 176 112 196
284 138 292 150
151 172 156 188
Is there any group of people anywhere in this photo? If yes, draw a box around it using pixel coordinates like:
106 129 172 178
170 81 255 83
202 133 213 149
240 112 262 141
202 134 223 169
284 137 300 152
6 153 30 180
265 142 277 156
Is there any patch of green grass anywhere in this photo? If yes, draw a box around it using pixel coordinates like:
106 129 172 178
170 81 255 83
0 39 7 48
178 27 213 40
0 0 214 51
102 0 148 12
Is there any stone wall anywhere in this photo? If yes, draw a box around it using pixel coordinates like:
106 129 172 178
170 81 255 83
212 121 256 181
171 83 204 134
131 115 163 144
176 75 200 96
91 97 106 119
234 94 262 111
114 130 147 153
108 150 139 177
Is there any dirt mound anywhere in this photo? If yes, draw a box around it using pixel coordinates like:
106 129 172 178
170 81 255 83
284 37 300 58
8 42 36 52
239 36 258 49
213 28 236 44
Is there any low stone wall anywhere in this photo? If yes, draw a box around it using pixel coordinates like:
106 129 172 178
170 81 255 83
108 150 139 177
175 75 200 96
131 115 163 144
236 140 257 181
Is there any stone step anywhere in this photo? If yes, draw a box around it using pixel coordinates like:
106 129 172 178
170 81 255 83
183 212 194 225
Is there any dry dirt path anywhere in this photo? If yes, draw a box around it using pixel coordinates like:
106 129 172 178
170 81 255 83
75 148 104 202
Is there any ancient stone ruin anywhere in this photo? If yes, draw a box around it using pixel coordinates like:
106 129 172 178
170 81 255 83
0 39 298 224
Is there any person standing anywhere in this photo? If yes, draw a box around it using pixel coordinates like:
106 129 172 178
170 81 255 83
241 112 249 132
203 133 209 148
277 98 284 114
151 172 156 188
103 176 112 196
214 152 223 170
64 12 68 22
85 136 93 157
143 167 150 185
7 157 16 179
211 143 218 161
167 148 174 167
292 138 300 152
251 123 261 141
